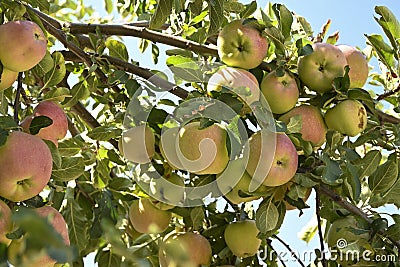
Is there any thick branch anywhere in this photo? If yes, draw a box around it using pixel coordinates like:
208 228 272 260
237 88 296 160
376 83 400 101
377 110 400 124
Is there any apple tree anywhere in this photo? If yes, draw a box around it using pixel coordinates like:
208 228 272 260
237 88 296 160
0 0 399 266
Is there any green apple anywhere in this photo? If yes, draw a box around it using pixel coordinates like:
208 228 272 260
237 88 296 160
327 216 370 266
0 131 53 202
160 127 185 170
224 220 261 258
217 20 268 69
159 232 212 267
0 67 18 91
0 199 12 245
149 173 185 210
0 20 47 72
129 198 171 234
260 70 299 114
178 121 229 175
279 105 327 147
216 158 266 204
120 125 155 164
207 66 260 105
337 44 369 88
8 206 70 267
246 131 298 187
297 42 347 93
21 101 68 147
324 99 367 137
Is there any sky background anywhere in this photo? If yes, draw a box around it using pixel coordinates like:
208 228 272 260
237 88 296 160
77 1 400 266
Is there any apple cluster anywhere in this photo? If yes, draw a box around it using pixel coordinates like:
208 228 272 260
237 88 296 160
119 19 370 264
0 20 47 90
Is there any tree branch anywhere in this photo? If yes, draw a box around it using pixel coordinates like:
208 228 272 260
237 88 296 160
314 187 327 267
13 73 23 123
272 234 306 267
376 83 400 101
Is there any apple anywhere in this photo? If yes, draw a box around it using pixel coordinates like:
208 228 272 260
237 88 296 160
8 206 70 267
207 66 260 105
0 20 47 72
0 131 52 202
0 67 18 91
217 20 268 69
260 70 299 114
285 188 312 211
160 127 185 170
216 158 266 204
0 199 12 245
246 131 298 187
149 173 186 210
21 101 68 146
224 220 261 258
128 198 171 234
177 121 229 175
324 99 367 137
337 44 369 88
327 216 370 266
279 105 327 147
159 231 212 267
297 42 347 93
120 125 155 164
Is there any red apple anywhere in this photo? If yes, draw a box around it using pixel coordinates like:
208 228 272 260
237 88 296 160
21 101 68 146
246 131 298 187
0 20 47 72
337 44 369 88
0 131 53 202
279 105 327 147
260 70 299 114
217 20 268 69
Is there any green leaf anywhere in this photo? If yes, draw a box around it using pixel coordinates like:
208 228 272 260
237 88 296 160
208 0 224 35
321 154 343 185
63 199 89 254
256 199 279 233
357 150 382 181
264 26 286 55
273 3 293 41
105 39 129 62
87 126 122 141
286 115 302 134
29 116 53 135
347 88 373 102
52 157 85 182
0 128 9 147
365 34 395 72
240 1 257 19
43 87 71 103
369 156 398 194
62 81 90 108
33 52 54 77
43 140 62 168
149 0 173 29
26 0 50 12
0 116 18 130
190 207 205 230
374 6 400 51
166 55 204 82
43 52 66 88
104 0 113 14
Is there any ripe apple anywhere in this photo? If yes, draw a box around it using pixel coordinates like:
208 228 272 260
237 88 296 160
224 220 261 258
159 231 212 267
260 70 299 114
0 20 47 72
337 44 369 88
217 20 268 69
160 127 185 170
279 105 327 147
178 121 229 175
216 158 266 204
324 99 367 137
0 199 12 245
297 42 347 93
0 67 18 91
0 131 52 202
327 216 370 266
120 125 155 164
8 206 70 267
129 198 171 234
246 131 298 187
21 101 68 146
207 66 260 105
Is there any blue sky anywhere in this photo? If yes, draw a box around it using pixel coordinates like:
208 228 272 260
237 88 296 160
79 1 400 266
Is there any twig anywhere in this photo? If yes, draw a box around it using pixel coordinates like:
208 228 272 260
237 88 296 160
376 83 400 101
268 239 287 267
272 234 306 267
314 187 327 267
13 73 23 123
